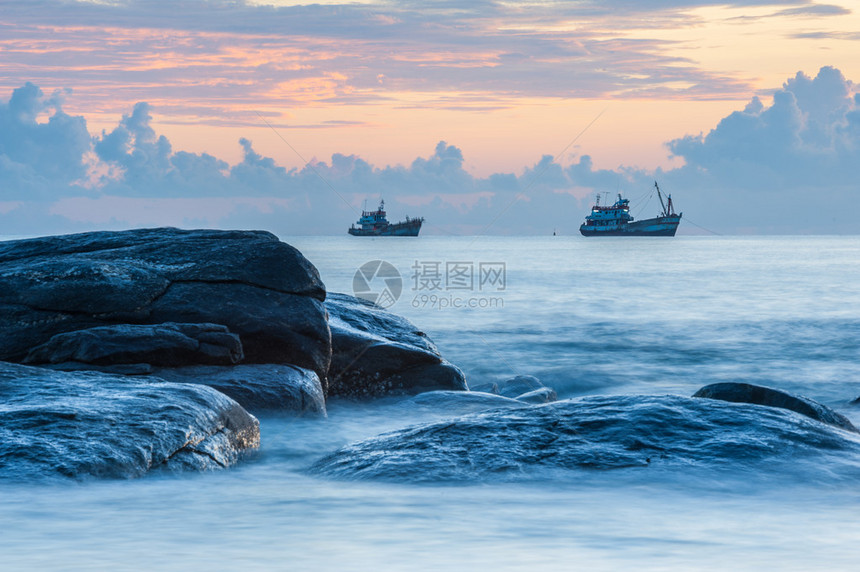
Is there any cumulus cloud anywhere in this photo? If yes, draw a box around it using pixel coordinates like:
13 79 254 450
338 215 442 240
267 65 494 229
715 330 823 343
0 83 92 199
664 66 859 232
0 79 592 235
1 67 859 235
668 66 858 184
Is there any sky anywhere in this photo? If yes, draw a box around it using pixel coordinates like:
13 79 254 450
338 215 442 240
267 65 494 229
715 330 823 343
1 0 859 235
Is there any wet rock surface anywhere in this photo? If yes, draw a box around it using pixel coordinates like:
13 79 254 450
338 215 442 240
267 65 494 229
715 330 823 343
0 228 330 380
497 375 545 398
325 293 467 398
693 382 858 433
311 394 860 483
514 387 558 404
0 228 479 480
471 374 558 403
397 390 526 415
23 323 244 367
152 364 326 416
0 362 259 480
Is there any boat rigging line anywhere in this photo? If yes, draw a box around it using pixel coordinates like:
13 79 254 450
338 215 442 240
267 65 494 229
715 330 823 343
682 216 724 236
632 190 654 219
468 107 608 246
254 110 359 215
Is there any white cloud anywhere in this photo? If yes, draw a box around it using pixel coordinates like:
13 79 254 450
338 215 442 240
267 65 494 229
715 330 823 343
662 66 859 232
0 83 92 199
1 67 859 235
668 66 858 187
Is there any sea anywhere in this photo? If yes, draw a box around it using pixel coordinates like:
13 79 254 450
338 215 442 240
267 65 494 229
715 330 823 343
2 234 860 571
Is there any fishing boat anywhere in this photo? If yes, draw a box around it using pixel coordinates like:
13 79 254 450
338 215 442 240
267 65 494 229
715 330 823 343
580 182 681 237
348 199 424 237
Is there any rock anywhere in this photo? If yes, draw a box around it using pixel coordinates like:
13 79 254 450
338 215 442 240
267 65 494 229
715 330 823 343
0 229 474 406
311 394 860 483
152 364 326 416
325 292 466 399
497 375 545 398
468 381 499 394
23 323 243 367
146 282 329 375
481 374 558 402
0 228 331 383
400 390 526 414
36 362 156 375
0 362 259 480
692 382 858 433
515 387 558 404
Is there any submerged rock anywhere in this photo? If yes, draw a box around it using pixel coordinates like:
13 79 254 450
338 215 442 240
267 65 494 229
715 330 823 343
497 375 545 398
471 375 557 403
311 394 860 483
468 381 499 394
0 362 259 480
400 390 526 414
325 293 466 399
0 228 330 382
152 364 326 416
515 387 558 404
693 382 858 433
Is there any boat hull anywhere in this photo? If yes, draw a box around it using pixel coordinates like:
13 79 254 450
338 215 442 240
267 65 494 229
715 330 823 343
348 220 423 236
580 215 681 237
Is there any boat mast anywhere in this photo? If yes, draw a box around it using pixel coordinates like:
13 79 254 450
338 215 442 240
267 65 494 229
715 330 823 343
655 181 667 216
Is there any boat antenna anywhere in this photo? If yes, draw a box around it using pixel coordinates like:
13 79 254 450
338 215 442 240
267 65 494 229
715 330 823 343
655 181 667 217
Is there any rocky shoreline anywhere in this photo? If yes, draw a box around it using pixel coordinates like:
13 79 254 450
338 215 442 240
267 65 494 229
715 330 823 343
0 228 471 479
1 228 857 481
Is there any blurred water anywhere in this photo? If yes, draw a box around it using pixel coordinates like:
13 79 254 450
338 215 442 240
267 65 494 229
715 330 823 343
3 234 860 570
293 235 860 404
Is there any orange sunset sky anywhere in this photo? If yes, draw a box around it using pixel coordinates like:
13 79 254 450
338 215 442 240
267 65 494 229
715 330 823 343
1 1 856 173
1 1 859 234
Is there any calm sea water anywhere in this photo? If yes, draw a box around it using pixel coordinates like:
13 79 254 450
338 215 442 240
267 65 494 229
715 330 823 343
3 235 860 571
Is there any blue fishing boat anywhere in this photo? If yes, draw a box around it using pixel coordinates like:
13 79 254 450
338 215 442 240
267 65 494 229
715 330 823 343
580 182 681 237
348 200 424 237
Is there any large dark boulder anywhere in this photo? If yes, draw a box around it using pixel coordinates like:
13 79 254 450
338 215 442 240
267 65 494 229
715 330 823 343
325 293 466 399
0 229 473 405
23 323 243 367
692 382 858 433
152 364 326 415
311 394 860 483
0 362 259 480
0 228 331 383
